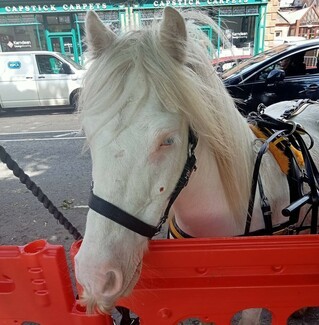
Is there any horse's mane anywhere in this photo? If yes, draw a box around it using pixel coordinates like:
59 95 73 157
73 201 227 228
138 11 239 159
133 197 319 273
80 10 254 224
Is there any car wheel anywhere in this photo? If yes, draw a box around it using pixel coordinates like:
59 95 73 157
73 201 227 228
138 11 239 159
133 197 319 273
70 90 80 111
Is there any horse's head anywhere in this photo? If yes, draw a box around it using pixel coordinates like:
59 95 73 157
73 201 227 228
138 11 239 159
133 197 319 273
75 5 248 313
75 7 195 313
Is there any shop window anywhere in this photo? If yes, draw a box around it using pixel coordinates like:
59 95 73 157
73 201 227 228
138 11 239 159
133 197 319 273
221 16 256 56
35 15 43 23
97 11 121 33
47 16 59 25
0 25 42 52
46 15 71 33
47 15 70 25
139 9 163 27
59 16 71 24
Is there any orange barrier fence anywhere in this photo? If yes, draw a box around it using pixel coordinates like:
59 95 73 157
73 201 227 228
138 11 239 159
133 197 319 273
1 235 319 324
0 239 112 325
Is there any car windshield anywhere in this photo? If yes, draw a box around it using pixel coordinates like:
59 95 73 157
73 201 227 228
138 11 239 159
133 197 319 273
60 53 85 70
222 43 294 79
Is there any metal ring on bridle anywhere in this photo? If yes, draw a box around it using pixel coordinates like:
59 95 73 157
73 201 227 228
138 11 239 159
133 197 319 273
284 120 297 137
253 138 268 154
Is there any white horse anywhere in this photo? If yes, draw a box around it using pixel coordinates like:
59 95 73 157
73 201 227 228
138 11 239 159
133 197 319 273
75 7 319 324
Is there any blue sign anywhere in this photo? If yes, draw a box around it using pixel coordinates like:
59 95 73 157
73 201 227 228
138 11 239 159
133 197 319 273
8 61 21 69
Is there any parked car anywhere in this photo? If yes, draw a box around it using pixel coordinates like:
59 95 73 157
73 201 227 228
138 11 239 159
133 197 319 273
0 51 85 110
222 39 319 115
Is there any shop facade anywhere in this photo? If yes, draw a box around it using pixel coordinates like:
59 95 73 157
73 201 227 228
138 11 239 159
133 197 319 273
0 0 268 64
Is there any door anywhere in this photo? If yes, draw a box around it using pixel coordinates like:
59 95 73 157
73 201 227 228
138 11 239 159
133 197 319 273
35 54 73 106
0 54 39 108
46 31 79 63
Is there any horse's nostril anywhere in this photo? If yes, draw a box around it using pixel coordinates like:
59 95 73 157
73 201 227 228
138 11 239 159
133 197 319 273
102 269 123 297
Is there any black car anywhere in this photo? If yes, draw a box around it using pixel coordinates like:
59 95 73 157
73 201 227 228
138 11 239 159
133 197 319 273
222 39 319 115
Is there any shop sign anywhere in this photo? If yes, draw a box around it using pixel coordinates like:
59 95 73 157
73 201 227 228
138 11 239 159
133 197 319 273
232 32 248 39
1 0 265 13
2 3 110 13
153 0 251 7
6 40 32 48
13 40 32 48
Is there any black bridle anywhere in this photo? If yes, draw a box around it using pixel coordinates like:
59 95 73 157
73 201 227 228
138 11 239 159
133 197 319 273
88 129 198 238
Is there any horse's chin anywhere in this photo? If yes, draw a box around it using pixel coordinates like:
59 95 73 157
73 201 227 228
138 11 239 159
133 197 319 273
80 262 142 314
80 290 115 314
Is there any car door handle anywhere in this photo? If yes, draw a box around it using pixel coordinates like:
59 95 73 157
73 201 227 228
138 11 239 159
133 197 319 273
300 84 319 94
38 76 45 79
26 76 33 79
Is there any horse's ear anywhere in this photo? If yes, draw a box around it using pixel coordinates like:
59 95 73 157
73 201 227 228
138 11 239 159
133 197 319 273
160 7 187 63
85 11 115 58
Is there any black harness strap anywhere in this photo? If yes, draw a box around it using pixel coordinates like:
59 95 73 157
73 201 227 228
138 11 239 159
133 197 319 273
258 175 273 235
294 131 319 233
89 129 198 238
244 129 287 235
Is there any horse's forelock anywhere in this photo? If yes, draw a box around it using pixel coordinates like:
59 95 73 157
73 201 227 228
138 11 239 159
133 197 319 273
80 10 253 222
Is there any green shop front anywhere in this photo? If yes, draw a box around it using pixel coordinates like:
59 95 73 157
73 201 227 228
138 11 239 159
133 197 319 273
0 0 268 64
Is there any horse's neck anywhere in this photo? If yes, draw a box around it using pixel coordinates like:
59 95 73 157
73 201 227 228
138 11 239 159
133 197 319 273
172 138 290 237
172 143 237 237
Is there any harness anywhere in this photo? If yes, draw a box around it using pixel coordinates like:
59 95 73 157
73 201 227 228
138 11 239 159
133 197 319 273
168 100 319 239
245 99 319 236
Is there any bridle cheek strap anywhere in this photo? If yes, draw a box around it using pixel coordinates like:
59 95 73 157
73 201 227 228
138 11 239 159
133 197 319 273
88 128 198 239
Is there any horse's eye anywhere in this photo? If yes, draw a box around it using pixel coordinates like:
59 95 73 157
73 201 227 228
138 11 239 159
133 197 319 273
161 137 174 146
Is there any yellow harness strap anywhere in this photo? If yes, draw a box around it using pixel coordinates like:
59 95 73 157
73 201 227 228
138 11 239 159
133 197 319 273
169 217 193 239
250 125 304 174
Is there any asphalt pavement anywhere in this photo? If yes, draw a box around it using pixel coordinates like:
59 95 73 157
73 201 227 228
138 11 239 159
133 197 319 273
0 107 88 250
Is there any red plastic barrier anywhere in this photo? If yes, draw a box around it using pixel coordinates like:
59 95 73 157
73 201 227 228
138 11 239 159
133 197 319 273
0 239 112 325
2 236 319 324
115 235 319 324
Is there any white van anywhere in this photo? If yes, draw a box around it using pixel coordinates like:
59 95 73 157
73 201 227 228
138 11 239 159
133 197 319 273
0 51 85 110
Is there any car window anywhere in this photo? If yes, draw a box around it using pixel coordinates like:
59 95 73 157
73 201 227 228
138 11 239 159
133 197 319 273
60 53 85 70
223 43 319 82
222 43 291 78
304 48 319 71
36 55 64 74
254 48 319 82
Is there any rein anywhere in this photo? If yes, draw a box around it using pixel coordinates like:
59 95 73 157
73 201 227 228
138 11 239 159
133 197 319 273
89 128 198 238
